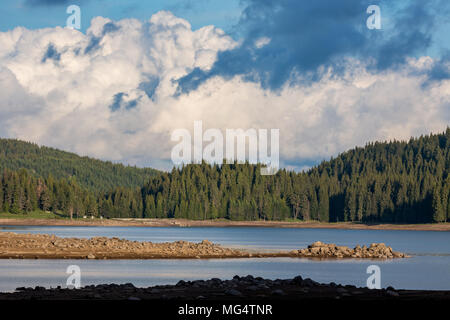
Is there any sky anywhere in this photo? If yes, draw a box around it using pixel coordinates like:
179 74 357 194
0 0 449 171
0 0 242 33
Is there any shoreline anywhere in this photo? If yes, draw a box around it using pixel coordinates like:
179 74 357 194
1 275 449 300
0 218 449 231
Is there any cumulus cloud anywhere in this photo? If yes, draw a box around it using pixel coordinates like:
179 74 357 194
0 11 448 171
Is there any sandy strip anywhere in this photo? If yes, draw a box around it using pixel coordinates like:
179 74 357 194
0 218 449 231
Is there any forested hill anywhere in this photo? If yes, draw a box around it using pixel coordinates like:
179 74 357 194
0 129 449 223
0 139 159 191
133 128 449 223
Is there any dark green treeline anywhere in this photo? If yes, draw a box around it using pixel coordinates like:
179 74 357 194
0 169 97 218
1 129 449 223
0 138 158 191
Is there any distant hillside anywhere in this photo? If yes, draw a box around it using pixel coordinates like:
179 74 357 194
307 128 449 223
0 139 159 191
132 128 449 223
0 129 448 223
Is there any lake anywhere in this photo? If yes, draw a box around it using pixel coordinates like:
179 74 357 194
0 226 449 292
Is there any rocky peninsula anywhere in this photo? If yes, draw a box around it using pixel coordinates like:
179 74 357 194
0 232 409 259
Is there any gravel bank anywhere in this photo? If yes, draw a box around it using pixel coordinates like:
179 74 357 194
0 232 409 259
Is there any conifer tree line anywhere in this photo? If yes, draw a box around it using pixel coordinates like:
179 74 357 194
1 129 449 223
0 169 97 218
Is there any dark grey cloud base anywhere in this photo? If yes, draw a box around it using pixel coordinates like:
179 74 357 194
177 0 450 93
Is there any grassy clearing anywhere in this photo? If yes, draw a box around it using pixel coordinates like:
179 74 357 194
0 210 68 219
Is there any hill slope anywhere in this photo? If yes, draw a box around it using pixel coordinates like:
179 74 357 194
0 139 159 191
0 129 448 223
132 128 449 223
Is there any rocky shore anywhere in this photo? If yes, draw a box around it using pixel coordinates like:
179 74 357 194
1 275 448 301
0 232 409 259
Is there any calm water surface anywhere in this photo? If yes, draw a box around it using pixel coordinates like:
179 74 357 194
0 226 449 292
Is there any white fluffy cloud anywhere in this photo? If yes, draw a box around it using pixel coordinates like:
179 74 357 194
0 12 448 170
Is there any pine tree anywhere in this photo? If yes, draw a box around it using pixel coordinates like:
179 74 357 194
432 188 445 222
318 186 329 222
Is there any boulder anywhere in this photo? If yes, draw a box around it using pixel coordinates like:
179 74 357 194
225 289 242 296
